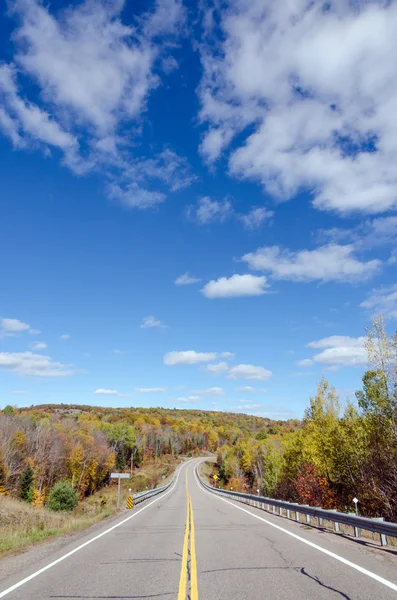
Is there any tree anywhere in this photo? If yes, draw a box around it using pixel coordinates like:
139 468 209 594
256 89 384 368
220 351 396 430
19 463 34 502
2 405 14 416
46 481 78 511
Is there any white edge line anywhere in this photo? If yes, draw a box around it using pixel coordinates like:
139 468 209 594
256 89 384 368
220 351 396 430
0 462 187 599
194 466 397 594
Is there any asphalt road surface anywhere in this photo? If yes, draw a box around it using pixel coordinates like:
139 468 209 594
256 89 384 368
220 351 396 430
1 459 397 600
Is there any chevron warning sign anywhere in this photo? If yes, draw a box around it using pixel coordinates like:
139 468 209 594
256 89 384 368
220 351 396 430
127 496 134 509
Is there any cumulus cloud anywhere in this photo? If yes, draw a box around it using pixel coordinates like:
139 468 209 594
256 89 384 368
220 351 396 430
60 334 70 340
164 350 217 365
360 284 397 320
1 318 31 333
235 386 267 393
0 0 190 210
0 318 40 338
188 196 232 224
236 402 262 410
204 361 229 374
135 387 166 393
298 335 366 368
31 342 47 350
202 274 270 298
319 216 397 251
190 387 225 396
221 352 235 359
238 207 274 230
242 244 380 283
227 364 272 381
0 352 74 377
175 396 201 403
198 0 397 215
175 272 201 285
188 197 273 229
141 316 167 329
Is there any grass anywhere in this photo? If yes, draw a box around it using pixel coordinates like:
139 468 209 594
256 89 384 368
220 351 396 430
0 455 182 557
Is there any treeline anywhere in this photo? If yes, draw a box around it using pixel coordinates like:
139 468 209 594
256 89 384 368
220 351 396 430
216 317 397 522
0 403 298 505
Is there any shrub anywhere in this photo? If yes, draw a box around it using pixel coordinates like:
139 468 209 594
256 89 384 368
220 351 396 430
46 481 78 512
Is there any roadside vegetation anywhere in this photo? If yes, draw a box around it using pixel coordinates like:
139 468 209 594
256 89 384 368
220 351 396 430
213 317 397 522
0 455 180 557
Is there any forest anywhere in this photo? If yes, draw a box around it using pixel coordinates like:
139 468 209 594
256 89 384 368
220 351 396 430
215 317 397 522
1 316 396 523
0 400 297 506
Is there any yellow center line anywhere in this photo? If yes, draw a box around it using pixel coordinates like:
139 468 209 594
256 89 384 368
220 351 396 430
177 467 199 600
177 471 190 600
189 495 198 600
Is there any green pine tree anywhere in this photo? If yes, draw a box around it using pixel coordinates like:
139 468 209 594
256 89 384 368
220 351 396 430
20 464 34 502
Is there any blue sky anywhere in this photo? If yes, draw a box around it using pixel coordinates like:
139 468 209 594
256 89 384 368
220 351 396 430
1 0 397 419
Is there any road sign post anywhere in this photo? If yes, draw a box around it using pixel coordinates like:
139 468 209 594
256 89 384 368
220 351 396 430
110 473 131 509
353 497 359 517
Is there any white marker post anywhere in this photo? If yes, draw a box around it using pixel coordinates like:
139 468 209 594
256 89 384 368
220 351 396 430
110 473 131 509
353 497 359 517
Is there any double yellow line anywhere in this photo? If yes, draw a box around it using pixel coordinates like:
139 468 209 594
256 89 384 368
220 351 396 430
178 470 198 600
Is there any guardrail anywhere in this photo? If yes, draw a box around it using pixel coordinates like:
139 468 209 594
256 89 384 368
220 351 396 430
132 462 187 505
132 481 172 505
196 467 397 547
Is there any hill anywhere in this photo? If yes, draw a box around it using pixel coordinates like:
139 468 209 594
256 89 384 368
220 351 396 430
0 403 299 500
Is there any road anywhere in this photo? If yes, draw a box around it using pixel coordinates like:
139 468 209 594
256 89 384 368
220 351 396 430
1 459 397 599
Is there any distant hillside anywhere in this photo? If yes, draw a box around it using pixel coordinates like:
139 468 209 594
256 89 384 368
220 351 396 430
1 403 299 501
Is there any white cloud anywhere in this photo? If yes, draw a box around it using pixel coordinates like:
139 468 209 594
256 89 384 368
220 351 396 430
175 272 201 285
175 396 201 403
298 335 367 368
135 387 166 393
188 196 232 224
319 216 397 250
108 150 196 209
190 387 225 396
28 328 41 335
236 402 262 410
228 364 272 381
221 352 235 359
95 389 120 395
31 342 47 350
238 207 274 230
296 359 314 368
0 0 189 210
361 284 397 320
202 274 270 298
164 350 217 365
1 318 30 334
112 349 125 355
242 244 380 283
198 1 397 215
235 386 267 393
0 352 74 377
204 361 229 375
141 316 167 329
188 197 273 229
60 334 70 340
12 390 27 395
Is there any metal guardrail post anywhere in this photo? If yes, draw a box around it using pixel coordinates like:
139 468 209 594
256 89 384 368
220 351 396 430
373 518 388 546
196 467 397 545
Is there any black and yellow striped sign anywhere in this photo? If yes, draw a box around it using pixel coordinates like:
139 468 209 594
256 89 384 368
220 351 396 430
127 496 133 509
